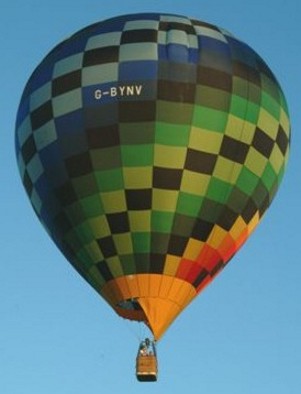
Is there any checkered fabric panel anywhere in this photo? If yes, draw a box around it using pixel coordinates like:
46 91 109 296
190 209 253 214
16 13 290 296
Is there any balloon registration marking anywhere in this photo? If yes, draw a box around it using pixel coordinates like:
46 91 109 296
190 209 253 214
94 84 143 100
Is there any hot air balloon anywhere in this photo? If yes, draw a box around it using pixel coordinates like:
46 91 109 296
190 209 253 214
15 13 290 381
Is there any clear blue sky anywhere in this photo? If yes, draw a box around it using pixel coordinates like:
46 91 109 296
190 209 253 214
1 1 300 393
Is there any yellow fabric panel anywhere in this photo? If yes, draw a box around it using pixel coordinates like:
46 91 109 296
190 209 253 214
163 255 181 276
183 238 204 260
154 144 187 168
128 211 151 232
229 216 247 241
207 225 228 249
269 145 284 173
88 215 110 238
245 147 268 177
213 156 242 183
112 233 133 255
234 228 248 251
123 167 152 189
106 256 124 277
240 120 257 143
152 189 178 211
100 190 127 213
257 108 279 140
232 214 260 251
189 127 223 154
180 170 210 195
225 113 255 144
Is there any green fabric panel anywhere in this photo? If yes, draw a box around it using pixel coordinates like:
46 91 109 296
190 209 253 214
192 105 228 132
261 91 280 120
132 232 151 253
206 177 233 204
155 122 190 146
121 145 154 166
261 162 277 190
236 167 260 195
95 169 124 191
80 195 104 218
176 192 204 217
152 211 174 233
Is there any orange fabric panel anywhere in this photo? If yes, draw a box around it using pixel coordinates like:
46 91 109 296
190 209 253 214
167 277 195 307
125 274 141 296
138 277 196 340
196 244 221 271
148 275 163 297
139 297 181 340
234 228 249 250
114 276 132 300
174 279 196 307
218 234 237 261
137 273 150 295
158 274 174 299
175 258 195 280
100 274 196 340
101 278 123 304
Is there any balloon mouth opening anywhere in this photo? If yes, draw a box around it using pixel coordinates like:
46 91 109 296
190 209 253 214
115 298 148 323
117 298 142 311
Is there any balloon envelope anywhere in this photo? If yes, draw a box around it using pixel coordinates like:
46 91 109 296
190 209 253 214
15 13 290 340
